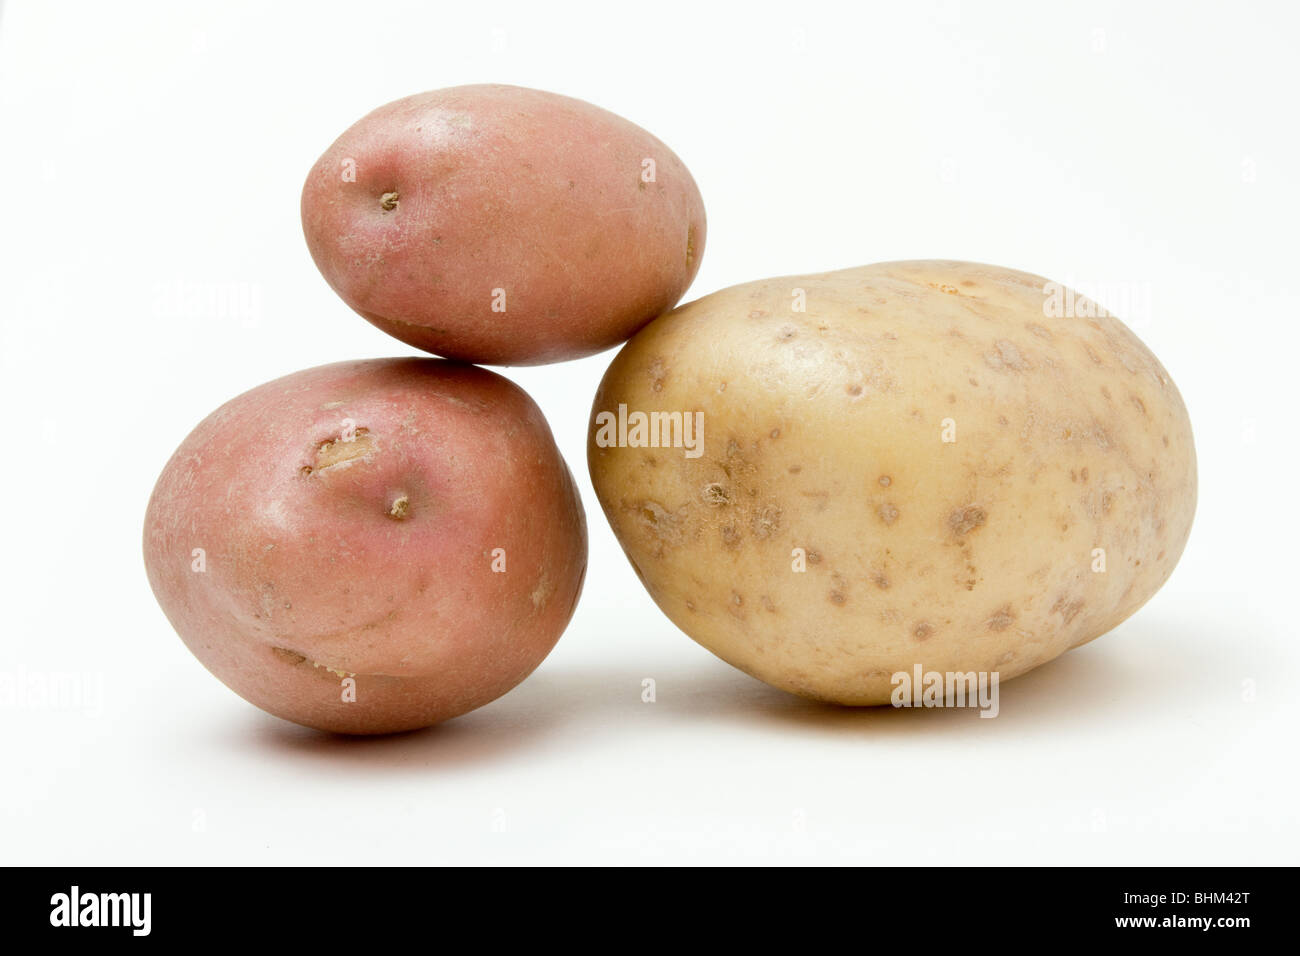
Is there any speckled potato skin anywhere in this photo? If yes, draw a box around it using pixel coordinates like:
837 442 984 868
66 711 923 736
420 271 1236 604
301 84 706 365
144 359 587 733
588 261 1196 704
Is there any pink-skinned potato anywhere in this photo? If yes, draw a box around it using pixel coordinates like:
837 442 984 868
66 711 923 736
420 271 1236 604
301 84 706 365
143 359 587 734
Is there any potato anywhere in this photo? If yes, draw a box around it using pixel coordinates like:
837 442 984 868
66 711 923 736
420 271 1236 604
301 84 706 365
144 359 587 734
588 260 1196 704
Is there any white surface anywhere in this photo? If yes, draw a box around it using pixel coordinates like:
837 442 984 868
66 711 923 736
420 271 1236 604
2 0 1297 865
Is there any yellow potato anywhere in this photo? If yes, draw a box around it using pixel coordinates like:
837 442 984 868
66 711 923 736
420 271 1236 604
588 260 1196 704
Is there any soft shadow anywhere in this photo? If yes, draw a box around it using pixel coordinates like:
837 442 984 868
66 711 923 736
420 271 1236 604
220 611 1228 766
227 686 575 773
643 611 1226 738
479 610 1225 741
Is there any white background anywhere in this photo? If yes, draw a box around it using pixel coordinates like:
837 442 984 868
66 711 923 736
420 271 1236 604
2 0 1297 865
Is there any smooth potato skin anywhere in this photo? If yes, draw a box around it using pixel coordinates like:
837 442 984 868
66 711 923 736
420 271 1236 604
144 359 587 733
302 84 706 365
589 261 1196 704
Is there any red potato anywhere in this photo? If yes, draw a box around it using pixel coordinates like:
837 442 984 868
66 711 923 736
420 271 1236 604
301 84 706 365
143 359 587 734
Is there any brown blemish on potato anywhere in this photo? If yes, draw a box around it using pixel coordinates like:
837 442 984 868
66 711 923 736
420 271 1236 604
806 549 823 565
749 309 768 319
778 325 798 341
829 590 846 606
751 504 782 539
788 464 802 474
948 505 986 536
1026 322 1053 340
1130 394 1148 416
986 605 1016 631
871 570 890 590
634 500 681 546
701 483 730 506
720 525 742 549
761 595 776 613
983 339 1031 371
912 621 933 641
380 191 399 211
878 475 891 487
878 503 900 525
1052 595 1085 624
315 428 374 469
272 646 355 679
686 224 697 269
728 590 745 618
846 384 863 396
388 495 411 519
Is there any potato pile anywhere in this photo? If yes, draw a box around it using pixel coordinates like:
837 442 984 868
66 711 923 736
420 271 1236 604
145 85 701 733
144 84 1195 735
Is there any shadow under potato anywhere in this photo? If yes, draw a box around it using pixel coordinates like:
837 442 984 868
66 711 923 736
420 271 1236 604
234 611 1210 764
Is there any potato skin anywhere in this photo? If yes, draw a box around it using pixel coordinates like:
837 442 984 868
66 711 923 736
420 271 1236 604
144 359 587 734
588 261 1196 704
301 84 706 365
